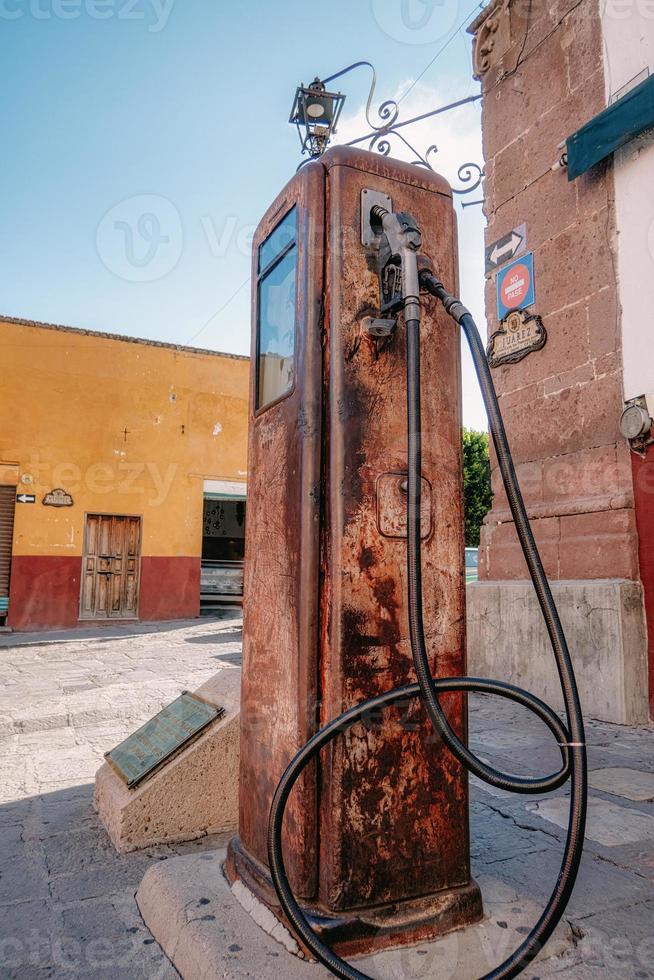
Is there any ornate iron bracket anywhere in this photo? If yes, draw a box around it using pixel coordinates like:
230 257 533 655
293 61 484 202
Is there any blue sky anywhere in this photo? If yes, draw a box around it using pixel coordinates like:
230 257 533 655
1 0 488 427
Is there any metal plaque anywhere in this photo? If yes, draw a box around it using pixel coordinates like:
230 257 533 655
43 488 73 507
487 309 547 368
105 691 224 788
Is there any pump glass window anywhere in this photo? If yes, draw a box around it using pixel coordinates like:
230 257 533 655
256 207 297 411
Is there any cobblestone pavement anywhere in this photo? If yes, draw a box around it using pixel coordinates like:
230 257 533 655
0 614 242 979
466 697 654 978
1 617 654 978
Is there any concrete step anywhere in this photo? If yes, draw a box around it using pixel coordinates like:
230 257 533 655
137 849 575 980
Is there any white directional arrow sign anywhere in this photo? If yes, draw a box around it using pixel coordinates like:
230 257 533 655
16 493 36 504
485 223 526 273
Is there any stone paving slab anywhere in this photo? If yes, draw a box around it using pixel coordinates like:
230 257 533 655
527 796 654 847
588 767 654 801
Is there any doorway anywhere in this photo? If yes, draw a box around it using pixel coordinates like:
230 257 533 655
80 514 141 620
201 495 246 607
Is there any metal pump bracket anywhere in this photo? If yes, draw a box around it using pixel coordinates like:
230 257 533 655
360 188 392 246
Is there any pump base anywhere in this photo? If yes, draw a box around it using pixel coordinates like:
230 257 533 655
226 836 483 959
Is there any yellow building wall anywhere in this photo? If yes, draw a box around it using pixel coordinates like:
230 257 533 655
0 318 249 558
0 317 249 630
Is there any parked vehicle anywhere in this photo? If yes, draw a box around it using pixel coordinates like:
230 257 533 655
465 547 479 584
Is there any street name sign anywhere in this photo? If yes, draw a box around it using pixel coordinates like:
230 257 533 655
487 309 547 367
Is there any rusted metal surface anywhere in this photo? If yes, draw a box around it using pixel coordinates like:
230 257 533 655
229 146 481 947
319 147 470 911
376 472 432 539
229 161 325 898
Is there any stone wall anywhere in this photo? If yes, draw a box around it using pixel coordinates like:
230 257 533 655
469 0 637 583
467 0 651 722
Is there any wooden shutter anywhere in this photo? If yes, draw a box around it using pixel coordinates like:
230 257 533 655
0 486 16 607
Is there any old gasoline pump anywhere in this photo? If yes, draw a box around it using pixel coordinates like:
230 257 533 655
226 146 587 979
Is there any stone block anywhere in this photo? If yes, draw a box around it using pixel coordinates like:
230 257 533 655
489 301 592 401
485 167 578 259
467 579 649 724
94 670 240 853
481 516 560 580
494 372 624 465
540 444 632 512
561 4 604 88
588 284 621 368
543 360 594 396
559 509 639 579
537 209 614 319
481 16 570 161
491 458 543 515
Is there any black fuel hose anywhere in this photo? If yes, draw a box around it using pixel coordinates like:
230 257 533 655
267 271 587 980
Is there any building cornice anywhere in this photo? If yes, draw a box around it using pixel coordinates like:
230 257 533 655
0 314 249 361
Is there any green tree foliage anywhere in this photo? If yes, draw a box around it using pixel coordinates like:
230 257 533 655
463 428 492 547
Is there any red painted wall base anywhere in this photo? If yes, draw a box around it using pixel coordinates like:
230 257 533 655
139 557 201 621
7 555 200 631
631 447 654 719
8 556 81 631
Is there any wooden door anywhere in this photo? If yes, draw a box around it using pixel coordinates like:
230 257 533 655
0 486 16 618
80 514 141 620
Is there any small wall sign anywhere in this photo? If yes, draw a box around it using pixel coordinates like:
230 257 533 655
43 488 74 507
487 309 547 368
485 223 526 273
496 251 535 319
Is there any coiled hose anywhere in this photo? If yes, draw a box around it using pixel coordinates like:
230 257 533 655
267 270 587 980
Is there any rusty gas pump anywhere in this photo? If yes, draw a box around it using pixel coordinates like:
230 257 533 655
227 146 587 978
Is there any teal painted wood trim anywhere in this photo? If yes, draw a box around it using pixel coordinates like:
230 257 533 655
567 74 654 180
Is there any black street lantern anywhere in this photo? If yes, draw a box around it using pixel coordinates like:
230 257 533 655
289 77 345 158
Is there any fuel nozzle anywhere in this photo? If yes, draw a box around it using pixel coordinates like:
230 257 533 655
370 205 421 320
